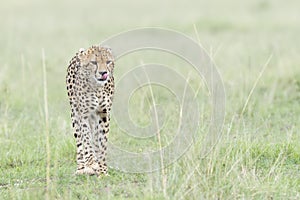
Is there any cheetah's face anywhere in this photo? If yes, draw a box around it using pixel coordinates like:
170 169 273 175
78 46 114 86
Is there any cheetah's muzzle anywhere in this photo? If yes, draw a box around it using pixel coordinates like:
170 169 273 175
97 71 108 81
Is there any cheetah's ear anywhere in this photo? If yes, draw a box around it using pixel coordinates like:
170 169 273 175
100 45 112 53
77 49 90 66
78 48 85 53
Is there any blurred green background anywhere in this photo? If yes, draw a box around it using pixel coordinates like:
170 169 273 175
0 0 299 199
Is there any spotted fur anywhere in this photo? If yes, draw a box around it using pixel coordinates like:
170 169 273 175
66 45 114 176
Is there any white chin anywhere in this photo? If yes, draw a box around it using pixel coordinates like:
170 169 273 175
94 77 108 86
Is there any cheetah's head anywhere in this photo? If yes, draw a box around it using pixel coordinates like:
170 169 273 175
77 46 114 86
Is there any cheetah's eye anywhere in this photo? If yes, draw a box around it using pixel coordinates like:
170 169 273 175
90 61 97 65
106 60 112 65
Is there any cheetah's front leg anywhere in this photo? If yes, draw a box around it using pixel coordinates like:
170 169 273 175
94 111 110 176
75 116 99 175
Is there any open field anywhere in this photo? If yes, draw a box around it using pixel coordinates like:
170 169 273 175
0 0 299 199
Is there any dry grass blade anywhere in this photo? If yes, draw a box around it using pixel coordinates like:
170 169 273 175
143 66 168 198
42 49 51 200
240 54 273 116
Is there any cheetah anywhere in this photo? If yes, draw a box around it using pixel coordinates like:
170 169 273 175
66 45 114 176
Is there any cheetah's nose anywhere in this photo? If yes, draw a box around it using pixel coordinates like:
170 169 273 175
99 71 108 80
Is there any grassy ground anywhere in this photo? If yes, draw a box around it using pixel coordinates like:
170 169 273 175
0 0 300 199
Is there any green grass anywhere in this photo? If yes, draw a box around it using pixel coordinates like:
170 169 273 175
0 0 300 199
